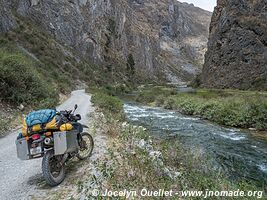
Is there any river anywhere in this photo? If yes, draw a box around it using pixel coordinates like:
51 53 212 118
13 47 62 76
123 102 267 184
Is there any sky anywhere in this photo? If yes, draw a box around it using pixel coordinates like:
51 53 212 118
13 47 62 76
181 0 217 12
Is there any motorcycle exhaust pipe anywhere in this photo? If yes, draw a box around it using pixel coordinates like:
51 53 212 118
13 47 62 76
44 137 53 145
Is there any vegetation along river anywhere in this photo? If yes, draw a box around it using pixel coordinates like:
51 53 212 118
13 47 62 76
123 102 267 184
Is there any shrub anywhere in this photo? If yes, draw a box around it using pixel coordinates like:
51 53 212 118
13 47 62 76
199 101 222 120
91 90 123 115
155 95 165 106
136 86 267 130
0 50 58 107
163 97 175 109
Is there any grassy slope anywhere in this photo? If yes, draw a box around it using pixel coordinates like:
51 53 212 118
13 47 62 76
2 15 104 93
0 19 75 134
0 43 58 107
135 86 267 131
0 40 58 134
0 15 132 134
0 14 134 104
0 13 161 110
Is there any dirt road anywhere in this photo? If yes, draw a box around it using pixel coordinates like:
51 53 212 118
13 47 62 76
0 90 93 200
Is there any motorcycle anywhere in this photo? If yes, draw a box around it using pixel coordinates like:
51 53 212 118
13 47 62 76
16 104 94 186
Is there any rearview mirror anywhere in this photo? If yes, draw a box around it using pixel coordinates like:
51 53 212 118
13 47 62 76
76 114 81 120
73 104 78 114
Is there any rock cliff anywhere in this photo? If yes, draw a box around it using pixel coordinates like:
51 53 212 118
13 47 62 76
0 0 211 83
201 0 267 90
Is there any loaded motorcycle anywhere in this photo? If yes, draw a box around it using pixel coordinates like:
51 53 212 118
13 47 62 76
16 104 94 186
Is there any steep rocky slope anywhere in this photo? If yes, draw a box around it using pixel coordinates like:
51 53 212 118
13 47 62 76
0 0 211 83
201 0 267 90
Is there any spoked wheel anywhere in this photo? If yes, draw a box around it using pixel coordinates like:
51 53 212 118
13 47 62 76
42 151 66 186
77 132 94 160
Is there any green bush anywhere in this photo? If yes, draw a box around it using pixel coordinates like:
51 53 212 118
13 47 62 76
91 90 123 114
173 96 267 130
0 50 58 107
136 86 267 130
155 95 165 106
199 101 223 121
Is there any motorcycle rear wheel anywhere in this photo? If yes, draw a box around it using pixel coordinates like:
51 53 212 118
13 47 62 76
42 151 66 186
77 132 94 160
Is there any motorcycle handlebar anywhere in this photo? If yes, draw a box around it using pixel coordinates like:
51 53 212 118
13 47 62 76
58 105 80 122
58 110 81 122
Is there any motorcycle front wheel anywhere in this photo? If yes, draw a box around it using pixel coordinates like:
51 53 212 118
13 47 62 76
77 132 94 160
42 151 66 186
